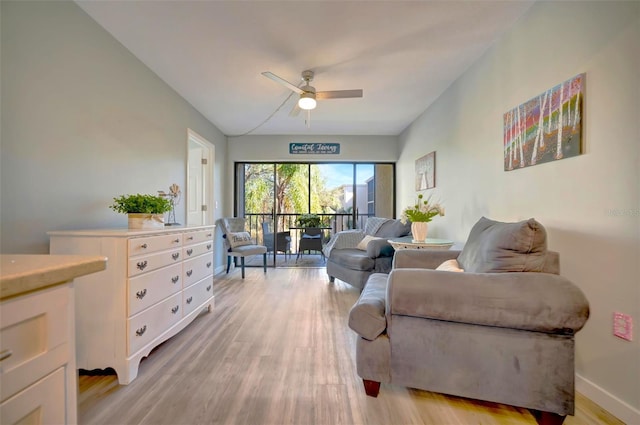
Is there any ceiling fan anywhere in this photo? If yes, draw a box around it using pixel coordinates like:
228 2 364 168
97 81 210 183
261 70 363 126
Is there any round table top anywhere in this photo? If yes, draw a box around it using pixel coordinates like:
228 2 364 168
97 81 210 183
388 236 454 250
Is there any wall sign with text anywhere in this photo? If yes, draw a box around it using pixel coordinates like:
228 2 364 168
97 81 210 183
289 143 340 155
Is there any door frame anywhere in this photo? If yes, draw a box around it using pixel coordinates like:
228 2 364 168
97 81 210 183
186 129 215 226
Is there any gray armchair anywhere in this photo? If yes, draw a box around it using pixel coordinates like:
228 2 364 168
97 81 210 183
262 220 291 259
348 217 590 424
217 217 267 279
324 217 411 290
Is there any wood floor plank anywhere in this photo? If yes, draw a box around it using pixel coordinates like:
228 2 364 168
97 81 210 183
78 267 623 425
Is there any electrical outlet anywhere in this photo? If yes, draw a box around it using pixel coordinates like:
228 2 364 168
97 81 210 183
613 312 633 341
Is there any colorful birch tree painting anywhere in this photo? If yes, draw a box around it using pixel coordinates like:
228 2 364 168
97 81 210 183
504 73 584 171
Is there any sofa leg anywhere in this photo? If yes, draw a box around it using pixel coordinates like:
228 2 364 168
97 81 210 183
362 379 380 397
531 410 566 425
329 276 335 283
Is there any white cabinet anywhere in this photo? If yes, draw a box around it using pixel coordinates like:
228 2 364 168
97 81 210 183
49 226 215 385
0 254 106 425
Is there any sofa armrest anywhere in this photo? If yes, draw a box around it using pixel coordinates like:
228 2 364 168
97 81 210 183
348 274 388 340
366 238 395 258
386 269 589 334
392 249 462 269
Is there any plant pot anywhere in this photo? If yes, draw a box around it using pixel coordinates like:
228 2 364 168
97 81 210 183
128 213 165 229
411 222 428 243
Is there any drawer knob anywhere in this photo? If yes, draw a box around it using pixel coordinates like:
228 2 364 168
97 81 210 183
136 288 147 299
186 296 193 304
171 305 180 314
186 249 193 256
172 275 179 284
135 325 147 337
141 243 148 249
186 270 193 277
172 252 180 261
173 238 180 243
206 262 212 268
0 349 13 362
136 261 148 271
206 285 212 292
206 244 212 250
187 236 194 241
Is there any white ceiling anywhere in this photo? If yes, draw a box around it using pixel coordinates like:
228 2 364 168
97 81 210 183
76 0 532 136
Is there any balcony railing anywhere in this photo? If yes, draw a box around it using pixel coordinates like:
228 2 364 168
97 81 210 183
244 213 371 249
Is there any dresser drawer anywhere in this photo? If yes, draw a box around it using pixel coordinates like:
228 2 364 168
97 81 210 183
127 292 182 355
182 277 214 317
0 366 66 425
182 241 213 260
182 229 214 246
128 233 182 256
128 263 183 317
183 253 214 287
0 286 70 402
128 248 182 277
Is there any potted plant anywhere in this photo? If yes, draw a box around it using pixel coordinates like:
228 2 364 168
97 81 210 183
110 194 172 229
297 213 321 228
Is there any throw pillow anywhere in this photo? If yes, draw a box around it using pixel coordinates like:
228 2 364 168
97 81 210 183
357 235 381 250
457 217 548 273
435 259 464 272
227 231 253 248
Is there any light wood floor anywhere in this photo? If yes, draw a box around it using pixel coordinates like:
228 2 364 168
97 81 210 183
78 267 623 425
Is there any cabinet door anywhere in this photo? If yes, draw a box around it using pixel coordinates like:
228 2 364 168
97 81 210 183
0 286 69 402
0 367 66 425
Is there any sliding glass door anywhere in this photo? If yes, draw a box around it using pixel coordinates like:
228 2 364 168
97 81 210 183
236 162 395 267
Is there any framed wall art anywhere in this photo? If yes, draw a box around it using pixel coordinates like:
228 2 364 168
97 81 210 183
504 73 585 171
415 151 435 191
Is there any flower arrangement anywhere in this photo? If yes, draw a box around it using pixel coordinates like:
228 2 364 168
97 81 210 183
401 194 445 223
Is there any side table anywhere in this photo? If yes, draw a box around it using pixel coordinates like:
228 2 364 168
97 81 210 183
388 236 454 250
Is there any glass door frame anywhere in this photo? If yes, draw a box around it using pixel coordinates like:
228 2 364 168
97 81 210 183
234 161 396 267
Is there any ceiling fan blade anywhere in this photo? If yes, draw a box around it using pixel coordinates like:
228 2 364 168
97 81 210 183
289 102 301 117
316 89 363 100
261 71 303 94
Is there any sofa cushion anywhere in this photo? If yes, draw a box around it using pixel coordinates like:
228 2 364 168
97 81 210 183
348 273 388 340
357 235 382 251
457 217 547 273
373 220 411 238
227 231 254 248
435 259 464 272
330 248 375 271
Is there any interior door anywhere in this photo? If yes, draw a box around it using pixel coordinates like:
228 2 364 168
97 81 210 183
187 144 204 225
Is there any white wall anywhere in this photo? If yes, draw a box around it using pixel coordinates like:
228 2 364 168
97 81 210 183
397 1 639 421
225 135 397 216
1 1 227 266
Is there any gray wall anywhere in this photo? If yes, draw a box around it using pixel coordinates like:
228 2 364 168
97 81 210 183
225 135 397 217
396 1 639 421
1 1 227 267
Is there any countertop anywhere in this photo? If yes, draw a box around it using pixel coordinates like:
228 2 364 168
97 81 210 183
0 254 107 300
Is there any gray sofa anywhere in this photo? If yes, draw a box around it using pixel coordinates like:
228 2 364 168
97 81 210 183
348 217 590 424
324 217 411 290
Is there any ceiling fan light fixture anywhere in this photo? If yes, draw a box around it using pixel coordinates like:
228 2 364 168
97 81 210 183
298 92 317 110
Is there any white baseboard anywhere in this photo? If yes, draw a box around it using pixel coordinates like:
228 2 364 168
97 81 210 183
576 373 640 424
214 265 226 276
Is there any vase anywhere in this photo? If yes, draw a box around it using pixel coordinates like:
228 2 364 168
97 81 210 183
411 222 428 243
128 213 165 229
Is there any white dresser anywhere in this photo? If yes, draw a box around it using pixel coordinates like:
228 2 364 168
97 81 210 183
0 254 106 425
48 225 215 385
